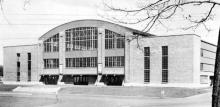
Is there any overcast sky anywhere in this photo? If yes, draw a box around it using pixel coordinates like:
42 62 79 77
0 0 219 65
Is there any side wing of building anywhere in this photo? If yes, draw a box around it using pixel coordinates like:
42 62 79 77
200 41 216 84
3 44 40 82
127 34 201 85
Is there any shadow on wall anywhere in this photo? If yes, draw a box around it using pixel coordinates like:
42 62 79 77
0 65 3 76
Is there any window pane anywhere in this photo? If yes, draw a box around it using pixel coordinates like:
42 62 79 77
105 56 124 67
43 59 59 69
28 53 31 60
105 29 125 49
65 57 97 68
144 70 150 82
162 46 168 55
144 57 150 69
65 27 98 51
162 70 168 82
144 47 150 56
162 57 168 69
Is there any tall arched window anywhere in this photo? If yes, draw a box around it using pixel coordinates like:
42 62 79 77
105 29 125 49
43 34 59 52
65 27 98 51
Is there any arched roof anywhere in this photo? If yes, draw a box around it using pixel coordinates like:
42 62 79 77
39 19 153 40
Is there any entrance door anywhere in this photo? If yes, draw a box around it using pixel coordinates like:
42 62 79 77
101 75 124 86
74 76 88 85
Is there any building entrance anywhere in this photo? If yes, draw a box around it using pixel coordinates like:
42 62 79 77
101 75 124 86
61 75 97 85
39 75 59 85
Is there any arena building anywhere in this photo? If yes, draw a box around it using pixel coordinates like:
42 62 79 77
3 19 216 86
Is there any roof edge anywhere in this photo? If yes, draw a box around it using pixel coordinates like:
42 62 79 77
39 19 154 40
3 44 38 48
201 40 217 47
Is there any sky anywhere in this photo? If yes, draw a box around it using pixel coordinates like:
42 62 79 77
0 0 220 65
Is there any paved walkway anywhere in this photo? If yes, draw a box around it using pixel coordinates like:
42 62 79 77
0 84 212 107
13 86 61 94
39 92 212 107
0 85 212 107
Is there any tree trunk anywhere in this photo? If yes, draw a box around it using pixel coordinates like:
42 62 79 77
212 28 220 107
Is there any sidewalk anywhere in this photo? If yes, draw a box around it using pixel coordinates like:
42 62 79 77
38 92 212 107
13 86 61 94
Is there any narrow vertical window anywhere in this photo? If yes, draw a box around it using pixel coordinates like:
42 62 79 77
27 53 31 81
144 47 150 83
17 61 20 81
162 46 168 83
16 53 20 82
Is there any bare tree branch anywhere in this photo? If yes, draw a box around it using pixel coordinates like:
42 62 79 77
0 0 11 24
0 0 3 11
104 0 220 32
189 3 216 23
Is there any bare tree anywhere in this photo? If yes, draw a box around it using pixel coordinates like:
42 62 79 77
104 0 220 107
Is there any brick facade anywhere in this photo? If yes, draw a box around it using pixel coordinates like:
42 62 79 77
3 19 216 86
3 45 39 82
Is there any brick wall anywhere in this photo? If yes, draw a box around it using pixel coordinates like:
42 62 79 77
126 34 201 84
3 44 39 82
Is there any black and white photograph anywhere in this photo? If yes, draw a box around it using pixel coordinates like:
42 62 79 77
0 0 220 107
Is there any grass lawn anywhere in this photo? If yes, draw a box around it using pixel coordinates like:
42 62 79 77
59 86 211 98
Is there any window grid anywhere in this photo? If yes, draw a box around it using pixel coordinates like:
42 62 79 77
65 27 98 51
44 34 59 52
105 29 125 49
105 56 125 67
66 57 97 68
44 59 59 69
162 46 168 83
144 47 150 82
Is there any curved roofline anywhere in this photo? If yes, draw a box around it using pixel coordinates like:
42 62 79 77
39 19 154 40
3 44 38 48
